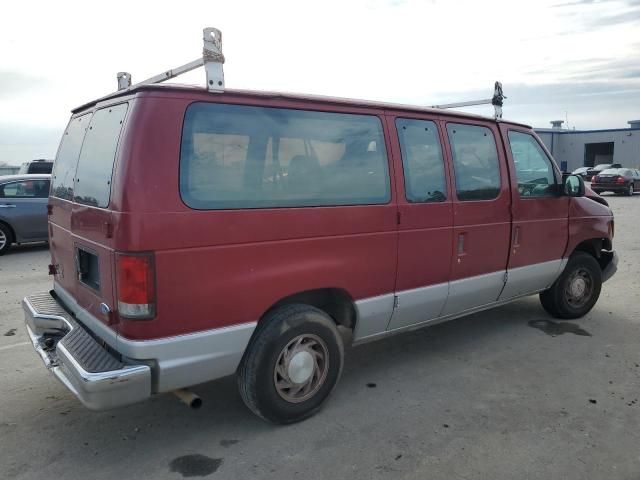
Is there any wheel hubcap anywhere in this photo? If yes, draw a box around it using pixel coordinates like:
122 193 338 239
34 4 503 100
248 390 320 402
288 351 314 384
274 334 329 403
570 277 586 297
0 230 6 250
565 268 593 308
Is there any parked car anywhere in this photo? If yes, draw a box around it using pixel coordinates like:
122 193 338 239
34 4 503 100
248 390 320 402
18 159 53 175
0 174 51 254
585 163 621 181
23 84 618 424
591 168 640 196
572 166 590 179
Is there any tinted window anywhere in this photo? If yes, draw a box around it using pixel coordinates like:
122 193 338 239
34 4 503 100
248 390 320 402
0 179 50 198
508 131 557 197
446 123 501 201
396 118 446 202
52 114 92 200
73 104 128 208
27 162 53 174
180 103 390 209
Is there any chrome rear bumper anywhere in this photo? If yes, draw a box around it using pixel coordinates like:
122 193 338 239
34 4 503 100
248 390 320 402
23 292 151 410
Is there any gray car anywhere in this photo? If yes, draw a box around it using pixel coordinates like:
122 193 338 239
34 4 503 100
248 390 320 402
0 174 50 254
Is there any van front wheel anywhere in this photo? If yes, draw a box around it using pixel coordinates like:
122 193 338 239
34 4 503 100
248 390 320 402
237 304 344 424
539 252 602 319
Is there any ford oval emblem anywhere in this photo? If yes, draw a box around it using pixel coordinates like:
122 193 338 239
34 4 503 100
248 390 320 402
99 303 111 315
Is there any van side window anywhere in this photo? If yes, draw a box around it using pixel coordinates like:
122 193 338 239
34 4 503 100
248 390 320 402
446 123 501 201
52 114 92 201
73 104 128 208
508 131 557 197
180 103 390 209
396 119 446 202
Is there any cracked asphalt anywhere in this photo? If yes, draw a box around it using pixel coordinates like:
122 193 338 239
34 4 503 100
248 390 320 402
1 194 639 479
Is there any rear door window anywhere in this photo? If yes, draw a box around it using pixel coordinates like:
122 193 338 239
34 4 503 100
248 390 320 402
52 114 92 201
507 131 558 197
73 103 128 208
396 118 446 202
180 103 390 209
446 123 501 201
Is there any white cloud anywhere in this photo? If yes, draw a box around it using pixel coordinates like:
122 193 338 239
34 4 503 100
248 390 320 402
0 0 638 163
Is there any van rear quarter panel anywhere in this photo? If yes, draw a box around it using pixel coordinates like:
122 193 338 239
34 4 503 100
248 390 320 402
115 94 398 340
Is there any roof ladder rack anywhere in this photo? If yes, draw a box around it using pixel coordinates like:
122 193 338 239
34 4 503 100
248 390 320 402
116 27 225 93
431 81 506 119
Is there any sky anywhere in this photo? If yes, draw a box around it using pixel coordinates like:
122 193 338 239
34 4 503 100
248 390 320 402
0 0 639 165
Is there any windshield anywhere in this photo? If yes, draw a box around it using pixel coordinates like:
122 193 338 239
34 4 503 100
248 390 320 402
600 168 622 175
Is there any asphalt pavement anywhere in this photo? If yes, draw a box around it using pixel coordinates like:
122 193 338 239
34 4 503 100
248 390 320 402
1 193 639 479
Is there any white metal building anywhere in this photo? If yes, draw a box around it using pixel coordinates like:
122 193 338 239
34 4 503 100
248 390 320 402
535 120 640 172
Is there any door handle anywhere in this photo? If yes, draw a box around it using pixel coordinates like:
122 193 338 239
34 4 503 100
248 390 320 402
0 204 16 208
457 233 466 255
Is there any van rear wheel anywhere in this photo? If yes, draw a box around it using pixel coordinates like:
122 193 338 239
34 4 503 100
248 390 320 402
237 304 344 424
539 252 602 319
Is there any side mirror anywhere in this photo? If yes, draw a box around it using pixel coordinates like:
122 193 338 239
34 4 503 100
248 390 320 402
563 174 585 197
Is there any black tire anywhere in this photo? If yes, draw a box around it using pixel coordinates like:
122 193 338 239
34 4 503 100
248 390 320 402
237 304 344 424
592 189 602 194
0 223 13 255
540 252 602 319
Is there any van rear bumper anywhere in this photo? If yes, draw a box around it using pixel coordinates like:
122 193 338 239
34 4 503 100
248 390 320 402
25 287 257 409
23 292 151 410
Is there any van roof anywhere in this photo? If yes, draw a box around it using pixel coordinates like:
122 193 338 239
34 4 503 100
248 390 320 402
73 83 531 129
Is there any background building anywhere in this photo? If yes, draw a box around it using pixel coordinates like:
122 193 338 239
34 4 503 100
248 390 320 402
0 165 20 176
535 120 640 172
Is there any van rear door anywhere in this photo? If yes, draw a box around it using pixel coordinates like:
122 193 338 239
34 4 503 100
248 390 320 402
49 103 129 327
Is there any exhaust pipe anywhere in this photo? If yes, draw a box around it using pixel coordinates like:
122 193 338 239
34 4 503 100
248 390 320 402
172 389 202 409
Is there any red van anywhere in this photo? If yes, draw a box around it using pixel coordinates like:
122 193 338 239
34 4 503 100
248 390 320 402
23 82 617 424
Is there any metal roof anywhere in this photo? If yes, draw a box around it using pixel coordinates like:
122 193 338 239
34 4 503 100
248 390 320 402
72 83 531 128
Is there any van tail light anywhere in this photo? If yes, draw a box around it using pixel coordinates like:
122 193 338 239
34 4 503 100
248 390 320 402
116 252 156 319
616 176 625 184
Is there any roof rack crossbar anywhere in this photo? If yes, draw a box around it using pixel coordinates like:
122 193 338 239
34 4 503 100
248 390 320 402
431 81 506 119
116 27 224 94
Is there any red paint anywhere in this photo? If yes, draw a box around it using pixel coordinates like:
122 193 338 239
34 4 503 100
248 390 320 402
48 86 614 341
499 124 570 268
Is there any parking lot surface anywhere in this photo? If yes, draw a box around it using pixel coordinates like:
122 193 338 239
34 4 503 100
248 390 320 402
1 194 639 480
